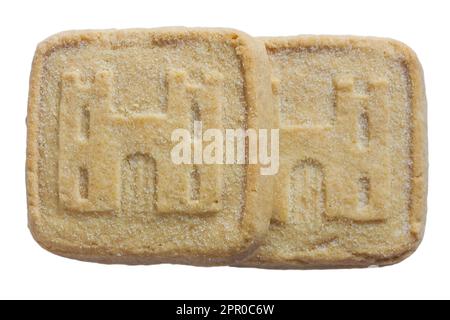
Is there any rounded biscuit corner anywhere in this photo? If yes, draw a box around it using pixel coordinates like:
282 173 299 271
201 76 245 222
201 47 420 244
27 217 67 261
33 30 81 58
27 206 83 263
377 235 426 268
384 38 424 70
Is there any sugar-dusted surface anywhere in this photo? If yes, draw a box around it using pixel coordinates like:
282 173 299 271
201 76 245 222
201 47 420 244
27 28 274 265
239 36 427 268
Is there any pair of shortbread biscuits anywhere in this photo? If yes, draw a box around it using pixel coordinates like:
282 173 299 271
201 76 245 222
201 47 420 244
27 28 427 268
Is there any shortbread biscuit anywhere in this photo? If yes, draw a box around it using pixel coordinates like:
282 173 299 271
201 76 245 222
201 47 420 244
238 36 427 268
26 28 274 265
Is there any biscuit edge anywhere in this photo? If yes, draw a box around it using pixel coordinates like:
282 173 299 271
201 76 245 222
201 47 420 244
235 36 428 269
26 28 275 265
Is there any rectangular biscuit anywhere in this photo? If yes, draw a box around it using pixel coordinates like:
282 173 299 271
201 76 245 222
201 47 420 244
26 28 274 265
238 36 427 268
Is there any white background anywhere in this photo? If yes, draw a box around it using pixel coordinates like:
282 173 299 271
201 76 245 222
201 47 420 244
0 0 447 300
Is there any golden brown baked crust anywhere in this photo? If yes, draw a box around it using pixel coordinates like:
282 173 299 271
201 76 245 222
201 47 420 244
237 36 427 269
26 28 274 265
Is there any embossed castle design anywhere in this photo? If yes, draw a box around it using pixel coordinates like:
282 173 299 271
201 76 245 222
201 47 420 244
272 74 390 223
59 69 223 214
59 68 390 222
